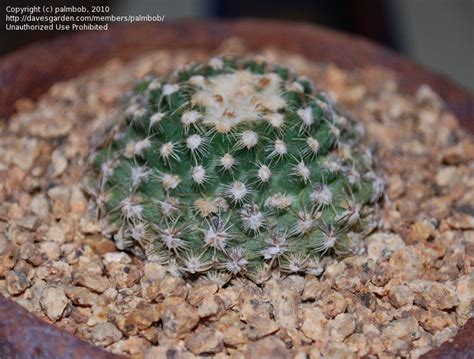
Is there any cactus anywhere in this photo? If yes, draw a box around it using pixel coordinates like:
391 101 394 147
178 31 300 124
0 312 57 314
89 56 383 282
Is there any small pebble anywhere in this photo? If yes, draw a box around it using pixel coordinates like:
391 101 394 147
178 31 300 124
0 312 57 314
40 286 68 322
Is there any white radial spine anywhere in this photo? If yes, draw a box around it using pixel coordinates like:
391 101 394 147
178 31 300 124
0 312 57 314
256 164 272 184
219 153 236 173
191 165 208 185
161 173 181 191
159 141 179 165
120 197 143 221
225 181 250 204
293 160 310 183
131 165 150 189
310 184 333 206
268 139 287 162
162 83 179 96
297 106 315 132
224 247 248 274
266 113 285 132
180 110 202 132
240 204 265 233
100 160 116 181
237 130 259 150
186 134 208 159
303 137 320 158
149 112 166 131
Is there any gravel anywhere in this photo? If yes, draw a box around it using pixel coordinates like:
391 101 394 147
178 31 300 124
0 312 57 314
0 39 472 357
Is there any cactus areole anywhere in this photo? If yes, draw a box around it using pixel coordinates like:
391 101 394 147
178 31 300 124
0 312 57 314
89 57 383 282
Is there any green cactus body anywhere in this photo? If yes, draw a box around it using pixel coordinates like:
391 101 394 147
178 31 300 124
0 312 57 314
90 56 383 281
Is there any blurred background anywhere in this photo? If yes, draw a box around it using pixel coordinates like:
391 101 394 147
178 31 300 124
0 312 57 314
1 0 473 91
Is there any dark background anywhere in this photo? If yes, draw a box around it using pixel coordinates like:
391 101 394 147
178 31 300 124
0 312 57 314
1 0 473 91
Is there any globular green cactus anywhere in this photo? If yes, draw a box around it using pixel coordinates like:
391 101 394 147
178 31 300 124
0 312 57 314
89 56 383 282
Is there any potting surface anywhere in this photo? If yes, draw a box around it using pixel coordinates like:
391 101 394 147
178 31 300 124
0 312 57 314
0 40 473 358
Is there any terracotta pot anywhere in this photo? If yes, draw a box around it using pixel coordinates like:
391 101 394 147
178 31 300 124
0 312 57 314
0 20 472 359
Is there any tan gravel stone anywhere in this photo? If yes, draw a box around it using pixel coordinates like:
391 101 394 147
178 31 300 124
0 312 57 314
142 262 167 281
432 327 459 347
324 261 347 280
90 322 123 346
45 224 67 244
0 245 19 278
74 271 111 294
110 336 151 355
102 252 132 265
69 185 87 214
30 193 49 218
5 270 30 295
419 308 455 333
406 221 434 244
4 166 26 194
345 333 368 357
300 306 327 341
322 341 356 359
264 279 299 329
447 213 474 229
70 306 92 324
321 291 348 318
436 166 458 187
215 287 238 309
365 332 385 356
185 327 224 355
50 150 68 177
382 317 422 341
87 305 112 327
455 275 474 325
84 236 117 255
107 312 138 337
79 217 103 234
388 285 415 308
144 345 190 359
47 185 70 218
302 278 331 301
66 286 101 307
367 233 405 261
245 315 280 340
239 293 272 321
223 322 248 347
197 294 225 318
9 138 40 171
329 313 356 341
39 241 61 261
188 282 219 306
14 259 35 280
0 234 8 253
243 335 291 359
7 203 24 220
409 280 459 310
127 301 160 330
102 287 118 303
141 326 160 345
141 279 161 302
387 174 405 199
7 226 31 246
160 297 199 338
106 262 141 289
388 247 427 281
40 286 68 322
16 215 40 231
157 275 188 299
19 241 36 261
